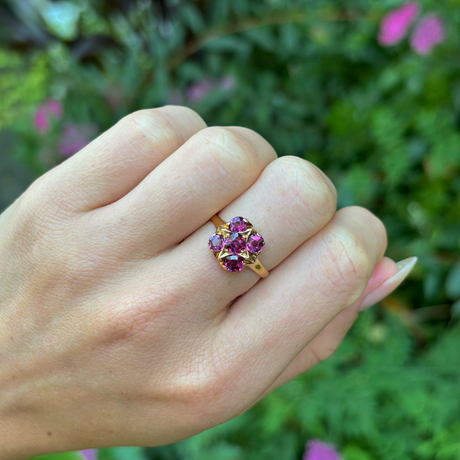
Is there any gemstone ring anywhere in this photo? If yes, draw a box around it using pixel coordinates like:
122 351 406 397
208 215 268 278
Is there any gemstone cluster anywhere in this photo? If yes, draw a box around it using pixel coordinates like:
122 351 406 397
209 216 265 272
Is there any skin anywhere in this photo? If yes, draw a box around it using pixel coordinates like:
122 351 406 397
0 106 401 459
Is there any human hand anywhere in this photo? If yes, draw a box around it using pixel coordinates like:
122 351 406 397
0 106 415 458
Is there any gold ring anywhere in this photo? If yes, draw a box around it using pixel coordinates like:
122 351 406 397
208 215 268 278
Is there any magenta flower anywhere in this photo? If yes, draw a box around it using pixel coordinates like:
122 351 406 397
220 75 236 91
378 2 419 46
34 109 49 134
34 99 63 133
186 75 236 103
80 449 97 460
46 99 63 117
58 123 98 157
303 440 342 460
186 79 214 103
410 14 446 55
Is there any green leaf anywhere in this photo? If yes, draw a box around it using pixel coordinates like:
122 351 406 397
343 444 376 460
452 299 460 318
204 36 252 56
179 4 205 34
279 23 301 53
446 261 460 299
39 2 81 40
98 447 147 460
30 452 82 460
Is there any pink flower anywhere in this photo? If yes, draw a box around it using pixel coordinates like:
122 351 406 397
220 75 236 91
186 76 236 103
34 109 50 134
186 79 214 103
80 449 97 460
410 14 446 55
378 2 420 46
303 440 342 460
46 99 63 117
34 99 63 133
58 123 98 157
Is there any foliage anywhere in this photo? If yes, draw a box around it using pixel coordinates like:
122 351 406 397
1 0 459 458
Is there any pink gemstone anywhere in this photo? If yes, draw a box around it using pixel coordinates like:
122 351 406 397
225 233 246 254
209 233 224 252
228 216 247 232
247 233 264 254
223 255 244 272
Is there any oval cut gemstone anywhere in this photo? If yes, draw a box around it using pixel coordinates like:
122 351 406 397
223 255 245 272
246 233 264 254
228 216 247 232
225 233 246 254
208 233 224 252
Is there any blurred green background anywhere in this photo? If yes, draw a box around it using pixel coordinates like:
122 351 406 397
1 0 459 459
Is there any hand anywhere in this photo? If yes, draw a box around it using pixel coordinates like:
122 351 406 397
0 106 413 459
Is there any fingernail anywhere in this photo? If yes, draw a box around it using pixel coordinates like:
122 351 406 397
359 256 417 311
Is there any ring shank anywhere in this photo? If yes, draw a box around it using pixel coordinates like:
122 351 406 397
211 215 269 278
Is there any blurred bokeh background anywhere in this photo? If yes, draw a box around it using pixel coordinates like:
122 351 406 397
1 0 459 459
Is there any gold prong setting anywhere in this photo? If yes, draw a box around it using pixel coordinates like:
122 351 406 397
209 216 265 272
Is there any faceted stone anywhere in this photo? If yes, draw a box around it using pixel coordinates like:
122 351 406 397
208 233 224 252
228 216 247 232
225 233 246 254
223 255 245 272
246 233 264 254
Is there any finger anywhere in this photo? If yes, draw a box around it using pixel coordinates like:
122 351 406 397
159 156 337 319
108 126 278 254
218 206 387 391
359 256 417 310
264 257 399 392
31 106 206 211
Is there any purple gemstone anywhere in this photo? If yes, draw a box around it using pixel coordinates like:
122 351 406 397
209 233 224 252
223 255 245 272
228 216 247 232
247 233 264 254
225 233 246 254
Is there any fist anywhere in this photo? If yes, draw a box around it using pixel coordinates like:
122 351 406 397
0 106 401 459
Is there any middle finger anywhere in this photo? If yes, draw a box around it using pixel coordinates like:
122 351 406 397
103 126 277 256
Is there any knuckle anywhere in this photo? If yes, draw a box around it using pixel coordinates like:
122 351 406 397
9 182 64 243
161 105 206 130
103 303 171 344
273 156 337 221
22 169 81 218
196 126 261 184
98 285 183 344
164 351 231 419
325 226 374 302
308 341 342 367
119 109 180 150
351 206 387 247
173 363 226 404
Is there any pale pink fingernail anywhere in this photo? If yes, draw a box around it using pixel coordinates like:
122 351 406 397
359 256 417 311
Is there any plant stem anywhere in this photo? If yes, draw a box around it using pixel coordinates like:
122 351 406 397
168 9 368 69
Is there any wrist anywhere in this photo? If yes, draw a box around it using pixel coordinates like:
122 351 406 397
0 414 38 460
0 370 46 459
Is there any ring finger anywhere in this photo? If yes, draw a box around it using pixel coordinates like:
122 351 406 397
161 155 337 319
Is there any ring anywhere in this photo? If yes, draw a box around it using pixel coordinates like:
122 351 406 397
208 215 269 278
